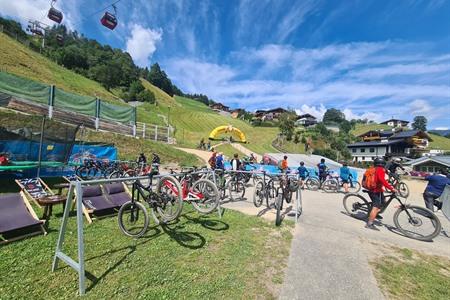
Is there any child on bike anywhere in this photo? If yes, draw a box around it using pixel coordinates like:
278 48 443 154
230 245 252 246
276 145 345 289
297 161 308 189
339 162 351 193
365 157 397 230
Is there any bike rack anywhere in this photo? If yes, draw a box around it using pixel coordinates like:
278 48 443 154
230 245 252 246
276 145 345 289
52 174 173 296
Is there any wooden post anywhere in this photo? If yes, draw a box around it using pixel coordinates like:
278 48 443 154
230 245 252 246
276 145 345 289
155 125 158 141
167 126 170 143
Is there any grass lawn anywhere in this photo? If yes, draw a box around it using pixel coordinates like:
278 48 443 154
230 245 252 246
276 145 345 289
0 194 293 299
213 143 246 159
429 133 450 150
371 247 450 299
350 123 391 136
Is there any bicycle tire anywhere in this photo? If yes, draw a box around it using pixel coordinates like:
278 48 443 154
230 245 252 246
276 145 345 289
397 181 410 198
393 205 441 241
305 178 319 191
228 181 245 201
154 175 184 223
77 166 91 180
253 181 264 207
118 201 149 238
343 193 371 220
275 193 283 226
190 179 220 214
108 170 123 179
323 179 338 193
348 181 361 193
266 182 277 208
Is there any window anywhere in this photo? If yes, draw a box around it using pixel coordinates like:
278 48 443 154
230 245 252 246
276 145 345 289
352 148 356 153
370 148 375 153
360 148 366 153
362 156 365 161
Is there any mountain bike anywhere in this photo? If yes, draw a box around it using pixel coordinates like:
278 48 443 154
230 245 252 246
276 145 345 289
302 174 320 191
253 174 278 208
228 171 246 201
206 169 228 199
322 175 361 193
343 190 441 241
117 174 183 238
388 173 410 198
166 169 219 214
275 175 298 226
76 159 116 180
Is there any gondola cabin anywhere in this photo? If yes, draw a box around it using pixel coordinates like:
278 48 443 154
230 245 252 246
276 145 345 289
100 12 117 30
48 7 63 24
31 28 44 37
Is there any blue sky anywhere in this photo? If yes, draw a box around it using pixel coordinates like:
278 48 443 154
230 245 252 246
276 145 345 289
1 0 450 128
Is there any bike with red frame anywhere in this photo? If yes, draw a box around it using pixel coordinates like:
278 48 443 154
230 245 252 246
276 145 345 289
164 169 220 214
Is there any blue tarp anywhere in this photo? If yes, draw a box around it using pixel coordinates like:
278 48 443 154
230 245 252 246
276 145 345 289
0 140 69 162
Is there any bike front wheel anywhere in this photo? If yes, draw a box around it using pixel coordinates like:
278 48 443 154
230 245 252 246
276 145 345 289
305 178 319 191
253 181 265 207
397 181 410 198
190 179 220 214
348 181 361 193
322 179 338 193
343 193 371 220
275 193 283 226
155 175 184 223
228 181 246 201
118 201 149 238
393 205 441 241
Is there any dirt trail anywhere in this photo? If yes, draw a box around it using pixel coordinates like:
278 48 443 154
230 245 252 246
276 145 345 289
175 147 211 164
230 143 262 161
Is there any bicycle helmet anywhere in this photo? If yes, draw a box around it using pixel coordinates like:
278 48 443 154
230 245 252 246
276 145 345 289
373 157 385 166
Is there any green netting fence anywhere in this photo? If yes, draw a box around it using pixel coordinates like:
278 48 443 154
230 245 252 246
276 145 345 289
0 71 136 124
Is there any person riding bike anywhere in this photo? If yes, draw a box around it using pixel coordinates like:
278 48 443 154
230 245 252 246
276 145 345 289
385 157 405 181
340 162 351 193
297 161 309 189
365 157 397 230
317 158 328 185
423 169 450 211
151 153 161 175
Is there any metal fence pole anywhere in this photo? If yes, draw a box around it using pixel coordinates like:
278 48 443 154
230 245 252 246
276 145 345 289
48 85 55 119
75 181 86 295
155 125 158 141
167 126 170 143
95 98 100 131
143 123 146 139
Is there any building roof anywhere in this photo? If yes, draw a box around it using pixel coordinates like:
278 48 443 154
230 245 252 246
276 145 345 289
390 130 431 140
347 140 405 147
255 107 288 114
357 130 394 138
404 156 450 167
297 113 316 120
380 118 409 124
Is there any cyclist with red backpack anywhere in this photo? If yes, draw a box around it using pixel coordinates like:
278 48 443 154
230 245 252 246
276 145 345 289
363 157 397 230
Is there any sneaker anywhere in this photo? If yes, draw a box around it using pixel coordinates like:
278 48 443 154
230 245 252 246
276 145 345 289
365 223 380 231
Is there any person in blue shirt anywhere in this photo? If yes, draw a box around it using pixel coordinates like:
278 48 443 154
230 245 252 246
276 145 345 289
317 158 328 185
339 162 351 193
423 169 450 211
215 152 224 170
297 161 309 189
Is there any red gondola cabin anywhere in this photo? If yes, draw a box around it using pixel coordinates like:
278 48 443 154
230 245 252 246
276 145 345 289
48 7 63 24
101 12 117 30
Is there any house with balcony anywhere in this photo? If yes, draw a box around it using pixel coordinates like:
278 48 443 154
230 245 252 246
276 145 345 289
347 129 432 162
380 118 409 128
253 108 289 121
295 113 317 127
209 103 230 112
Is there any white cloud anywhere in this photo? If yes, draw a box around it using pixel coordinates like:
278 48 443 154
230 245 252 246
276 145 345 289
126 24 162 67
295 105 327 120
0 0 48 25
435 127 449 130
342 109 383 123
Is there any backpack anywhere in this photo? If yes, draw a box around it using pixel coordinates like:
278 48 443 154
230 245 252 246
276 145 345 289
362 167 377 190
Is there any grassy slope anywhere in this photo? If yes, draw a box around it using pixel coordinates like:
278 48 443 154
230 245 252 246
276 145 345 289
214 143 246 159
0 202 293 299
0 33 279 155
429 133 450 150
350 123 391 136
0 33 157 125
161 96 279 154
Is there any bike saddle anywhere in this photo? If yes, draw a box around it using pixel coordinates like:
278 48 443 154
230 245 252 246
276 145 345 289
362 189 370 193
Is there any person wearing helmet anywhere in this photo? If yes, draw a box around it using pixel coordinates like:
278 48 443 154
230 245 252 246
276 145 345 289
366 157 397 230
137 152 147 165
385 157 405 180
339 161 351 193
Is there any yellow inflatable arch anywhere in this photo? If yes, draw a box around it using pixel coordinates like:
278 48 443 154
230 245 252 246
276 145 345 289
208 125 247 143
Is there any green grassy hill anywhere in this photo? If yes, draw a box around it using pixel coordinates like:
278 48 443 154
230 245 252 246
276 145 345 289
0 32 279 155
350 123 391 136
429 133 450 150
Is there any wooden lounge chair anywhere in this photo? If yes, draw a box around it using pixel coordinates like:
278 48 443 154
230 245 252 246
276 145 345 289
15 178 67 221
102 182 131 207
80 185 118 224
0 193 46 244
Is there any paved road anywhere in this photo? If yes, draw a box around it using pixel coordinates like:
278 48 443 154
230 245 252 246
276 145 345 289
279 189 450 300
